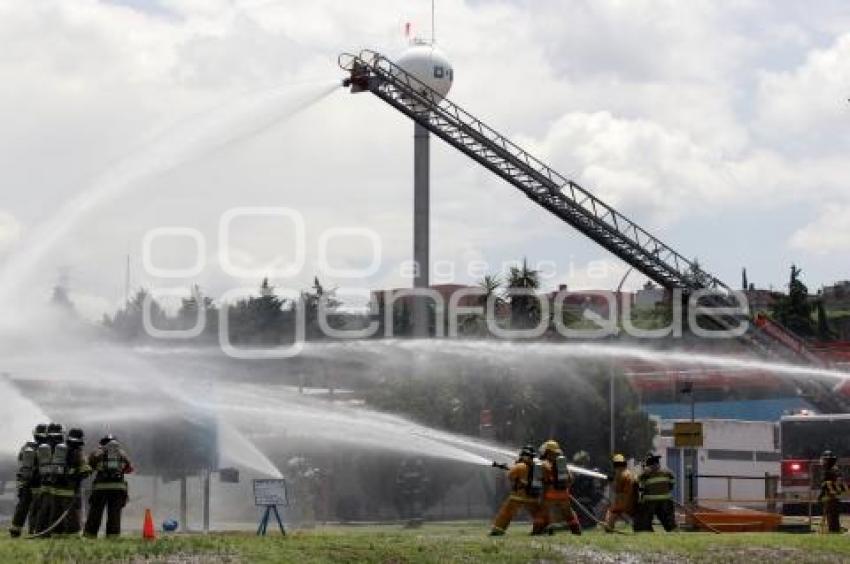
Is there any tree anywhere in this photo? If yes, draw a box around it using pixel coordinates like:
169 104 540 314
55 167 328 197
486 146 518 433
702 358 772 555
177 284 217 339
507 259 541 330
302 276 341 339
103 288 166 341
364 359 655 467
226 278 290 344
772 265 815 337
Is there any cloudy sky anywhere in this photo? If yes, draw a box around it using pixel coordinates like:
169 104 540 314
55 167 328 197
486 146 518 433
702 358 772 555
1 0 849 319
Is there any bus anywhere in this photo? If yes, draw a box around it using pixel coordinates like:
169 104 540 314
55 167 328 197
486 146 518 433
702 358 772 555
780 412 850 515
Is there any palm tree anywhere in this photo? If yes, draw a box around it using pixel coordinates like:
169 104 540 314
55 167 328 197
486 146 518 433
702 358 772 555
507 258 541 330
478 274 503 307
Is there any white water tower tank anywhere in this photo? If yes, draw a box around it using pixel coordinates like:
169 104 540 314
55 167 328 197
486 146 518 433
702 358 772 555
394 40 453 100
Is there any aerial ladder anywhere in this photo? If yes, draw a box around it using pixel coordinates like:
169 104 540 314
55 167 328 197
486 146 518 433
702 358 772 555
339 50 848 412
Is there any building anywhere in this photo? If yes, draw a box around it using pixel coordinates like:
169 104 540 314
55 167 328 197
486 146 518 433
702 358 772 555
635 281 667 308
655 419 780 507
822 281 850 309
545 284 634 319
743 288 782 313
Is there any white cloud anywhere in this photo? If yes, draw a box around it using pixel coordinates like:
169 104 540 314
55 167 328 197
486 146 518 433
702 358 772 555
3 0 850 308
790 204 850 254
520 111 740 222
756 32 850 151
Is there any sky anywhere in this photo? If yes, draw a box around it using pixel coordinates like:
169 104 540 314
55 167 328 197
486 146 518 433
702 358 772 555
1 0 849 319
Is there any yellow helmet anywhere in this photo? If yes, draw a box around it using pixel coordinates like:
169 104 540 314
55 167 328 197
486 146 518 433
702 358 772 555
540 440 562 456
612 453 626 465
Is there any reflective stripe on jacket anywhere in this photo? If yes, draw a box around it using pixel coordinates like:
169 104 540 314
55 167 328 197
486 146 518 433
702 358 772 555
639 469 675 501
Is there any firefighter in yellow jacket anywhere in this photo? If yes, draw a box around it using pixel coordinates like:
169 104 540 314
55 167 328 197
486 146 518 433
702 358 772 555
489 445 544 536
604 453 637 532
538 440 581 535
819 450 847 533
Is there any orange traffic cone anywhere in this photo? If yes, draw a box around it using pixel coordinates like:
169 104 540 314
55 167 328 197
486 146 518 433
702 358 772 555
142 508 156 540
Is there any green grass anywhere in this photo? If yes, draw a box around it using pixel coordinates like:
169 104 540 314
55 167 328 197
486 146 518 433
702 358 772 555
3 522 850 563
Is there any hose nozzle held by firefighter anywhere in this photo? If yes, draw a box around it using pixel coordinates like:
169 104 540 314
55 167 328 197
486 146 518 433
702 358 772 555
492 461 509 470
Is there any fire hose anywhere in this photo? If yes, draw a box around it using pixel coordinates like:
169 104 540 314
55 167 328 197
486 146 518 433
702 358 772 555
569 495 631 535
24 506 73 539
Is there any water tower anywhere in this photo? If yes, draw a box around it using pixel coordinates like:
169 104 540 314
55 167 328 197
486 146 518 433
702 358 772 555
394 39 453 337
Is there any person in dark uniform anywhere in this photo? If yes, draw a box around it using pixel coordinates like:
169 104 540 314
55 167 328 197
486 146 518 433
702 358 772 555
819 450 847 533
8 424 44 537
51 428 91 535
33 423 65 536
26 424 50 534
395 457 429 526
83 435 134 538
634 453 676 532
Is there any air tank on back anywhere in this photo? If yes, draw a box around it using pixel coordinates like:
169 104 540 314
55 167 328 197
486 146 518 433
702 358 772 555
394 39 453 101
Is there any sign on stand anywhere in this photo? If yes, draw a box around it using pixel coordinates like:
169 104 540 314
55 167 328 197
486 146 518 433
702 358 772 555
253 479 288 536
673 422 704 448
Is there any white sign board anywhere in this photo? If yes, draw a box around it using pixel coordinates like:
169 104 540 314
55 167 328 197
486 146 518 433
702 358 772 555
253 479 288 507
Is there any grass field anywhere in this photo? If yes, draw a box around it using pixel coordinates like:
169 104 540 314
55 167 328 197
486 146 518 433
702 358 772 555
3 522 850 563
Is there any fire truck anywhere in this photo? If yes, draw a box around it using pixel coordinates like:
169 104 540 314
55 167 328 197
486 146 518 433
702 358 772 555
780 412 850 515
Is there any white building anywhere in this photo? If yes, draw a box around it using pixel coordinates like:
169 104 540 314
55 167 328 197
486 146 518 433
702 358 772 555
654 419 780 507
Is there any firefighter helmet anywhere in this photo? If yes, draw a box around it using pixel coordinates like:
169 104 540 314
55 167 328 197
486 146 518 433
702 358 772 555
67 428 85 446
540 440 562 457
644 452 661 466
33 423 48 442
822 450 838 465
519 445 536 459
612 453 627 466
46 423 64 443
100 433 117 446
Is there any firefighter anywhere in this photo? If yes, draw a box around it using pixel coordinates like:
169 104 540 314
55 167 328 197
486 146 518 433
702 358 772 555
819 450 847 533
84 435 134 538
8 424 44 537
634 452 676 532
51 428 91 535
27 424 50 534
604 453 637 532
538 440 581 535
33 422 65 536
395 457 429 525
489 445 545 536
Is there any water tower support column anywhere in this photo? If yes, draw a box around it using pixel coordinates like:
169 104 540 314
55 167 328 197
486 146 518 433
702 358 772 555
413 122 430 338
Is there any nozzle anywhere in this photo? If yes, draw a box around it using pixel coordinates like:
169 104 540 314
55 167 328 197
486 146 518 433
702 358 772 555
492 461 509 470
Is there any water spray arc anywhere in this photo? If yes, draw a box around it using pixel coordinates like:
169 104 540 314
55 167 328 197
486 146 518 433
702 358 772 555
338 49 849 413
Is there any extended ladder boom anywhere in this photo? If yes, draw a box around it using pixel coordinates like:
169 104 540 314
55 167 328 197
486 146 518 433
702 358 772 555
339 49 848 412
341 50 721 293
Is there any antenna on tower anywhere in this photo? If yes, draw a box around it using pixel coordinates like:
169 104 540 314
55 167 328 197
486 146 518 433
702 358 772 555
431 0 436 44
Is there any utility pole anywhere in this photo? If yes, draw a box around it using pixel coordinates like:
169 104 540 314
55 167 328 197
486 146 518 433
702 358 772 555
180 476 188 532
610 268 632 456
202 469 211 534
609 365 616 455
